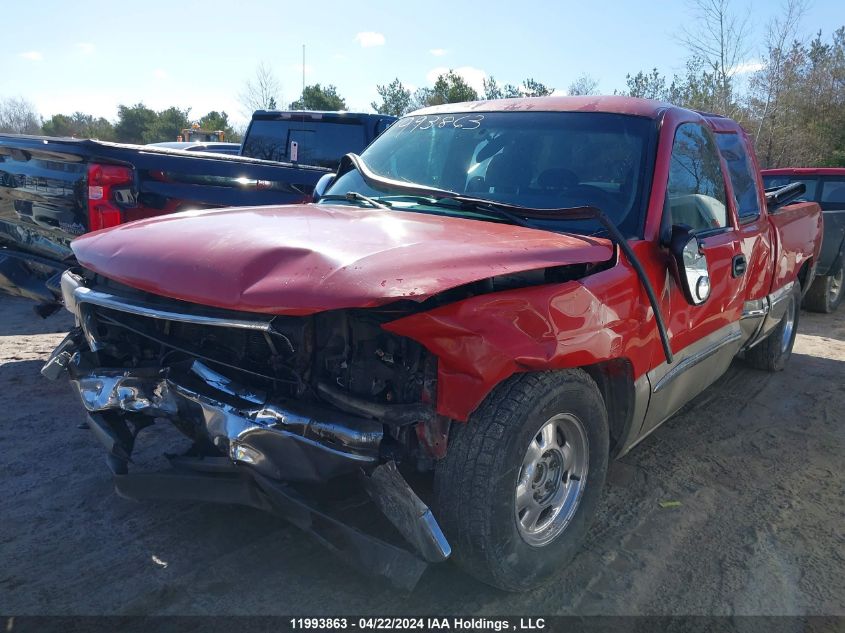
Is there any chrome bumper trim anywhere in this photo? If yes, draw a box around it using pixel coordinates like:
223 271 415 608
69 359 383 480
60 270 273 332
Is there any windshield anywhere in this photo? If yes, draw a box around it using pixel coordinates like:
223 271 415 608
323 111 656 236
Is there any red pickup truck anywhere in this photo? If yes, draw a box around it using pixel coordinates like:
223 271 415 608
43 96 822 591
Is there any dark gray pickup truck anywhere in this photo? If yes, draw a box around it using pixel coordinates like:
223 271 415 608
0 110 394 312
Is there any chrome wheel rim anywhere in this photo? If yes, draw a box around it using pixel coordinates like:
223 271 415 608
830 268 843 304
515 413 589 547
781 295 796 354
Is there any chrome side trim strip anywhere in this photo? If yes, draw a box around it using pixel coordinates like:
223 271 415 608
741 298 768 319
72 285 273 331
769 280 796 305
652 329 743 394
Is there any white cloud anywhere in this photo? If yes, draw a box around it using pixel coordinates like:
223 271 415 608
77 42 95 55
355 31 386 48
551 88 567 97
429 48 447 57
19 51 43 61
729 60 765 76
426 66 487 94
152 68 169 79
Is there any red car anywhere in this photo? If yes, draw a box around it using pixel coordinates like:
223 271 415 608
44 97 822 591
762 167 845 313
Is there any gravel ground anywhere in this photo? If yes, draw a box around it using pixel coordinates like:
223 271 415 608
0 294 843 616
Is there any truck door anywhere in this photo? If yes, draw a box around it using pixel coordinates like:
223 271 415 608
641 122 746 435
713 130 775 311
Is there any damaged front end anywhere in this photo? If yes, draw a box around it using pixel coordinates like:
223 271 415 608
43 270 451 589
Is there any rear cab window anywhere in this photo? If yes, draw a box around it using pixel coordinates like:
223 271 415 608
820 179 845 207
242 117 366 169
761 175 818 201
714 132 761 222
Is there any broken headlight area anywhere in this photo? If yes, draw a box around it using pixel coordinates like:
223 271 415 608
54 270 441 462
43 271 450 588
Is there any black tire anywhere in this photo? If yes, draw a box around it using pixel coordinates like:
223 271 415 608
433 370 609 591
746 283 801 372
802 259 844 314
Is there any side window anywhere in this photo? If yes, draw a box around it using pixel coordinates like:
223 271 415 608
667 123 728 232
762 176 818 201
821 179 845 207
714 132 761 220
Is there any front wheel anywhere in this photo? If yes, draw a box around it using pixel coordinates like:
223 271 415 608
433 370 608 591
746 283 801 371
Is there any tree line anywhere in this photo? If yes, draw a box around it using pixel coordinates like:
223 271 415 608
366 0 845 168
619 0 845 168
0 102 240 145
1 0 842 167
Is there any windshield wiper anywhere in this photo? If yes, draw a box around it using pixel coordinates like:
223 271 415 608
319 191 392 209
379 193 539 230
339 153 673 364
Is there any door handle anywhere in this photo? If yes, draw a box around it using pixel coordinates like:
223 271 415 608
732 254 747 277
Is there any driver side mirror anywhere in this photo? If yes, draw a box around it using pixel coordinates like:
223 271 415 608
667 225 711 306
312 173 336 203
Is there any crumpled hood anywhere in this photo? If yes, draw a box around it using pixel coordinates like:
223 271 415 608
71 204 613 315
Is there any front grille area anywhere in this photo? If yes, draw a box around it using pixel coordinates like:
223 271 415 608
89 304 313 396
78 281 431 409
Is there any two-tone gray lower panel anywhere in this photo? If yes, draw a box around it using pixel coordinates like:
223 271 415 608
638 323 744 442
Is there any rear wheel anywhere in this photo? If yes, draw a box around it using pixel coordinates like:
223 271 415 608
746 283 801 371
433 370 608 591
803 259 844 313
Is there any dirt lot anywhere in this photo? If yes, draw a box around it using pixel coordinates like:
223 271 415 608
0 294 843 616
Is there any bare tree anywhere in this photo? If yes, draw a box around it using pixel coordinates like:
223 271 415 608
0 96 42 134
567 74 599 96
748 0 809 164
238 62 282 117
679 0 752 116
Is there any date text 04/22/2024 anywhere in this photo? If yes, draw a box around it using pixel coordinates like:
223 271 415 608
288 617 546 630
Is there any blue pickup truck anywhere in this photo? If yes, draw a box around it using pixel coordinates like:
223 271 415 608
0 110 394 312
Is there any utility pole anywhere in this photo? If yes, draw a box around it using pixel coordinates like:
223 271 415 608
302 44 306 102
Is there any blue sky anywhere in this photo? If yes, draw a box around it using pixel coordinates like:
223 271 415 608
2 0 842 127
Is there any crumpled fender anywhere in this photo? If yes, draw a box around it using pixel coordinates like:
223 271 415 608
384 264 655 422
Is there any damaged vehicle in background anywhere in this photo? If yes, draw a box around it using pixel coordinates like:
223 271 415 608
43 97 822 591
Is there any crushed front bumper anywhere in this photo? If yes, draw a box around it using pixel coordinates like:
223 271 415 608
64 354 384 483
42 320 450 589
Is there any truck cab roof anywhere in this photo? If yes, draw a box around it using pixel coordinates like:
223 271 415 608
251 110 393 121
